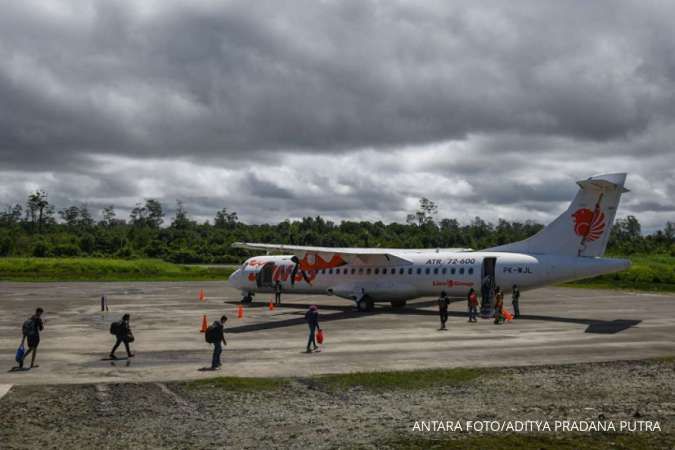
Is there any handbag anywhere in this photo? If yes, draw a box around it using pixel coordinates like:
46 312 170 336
15 343 25 363
316 329 324 344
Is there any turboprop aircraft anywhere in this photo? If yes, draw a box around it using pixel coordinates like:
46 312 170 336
228 173 631 312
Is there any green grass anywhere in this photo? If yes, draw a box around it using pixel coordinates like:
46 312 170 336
183 376 288 391
563 254 675 293
183 368 484 393
313 368 485 392
379 433 674 450
0 257 234 281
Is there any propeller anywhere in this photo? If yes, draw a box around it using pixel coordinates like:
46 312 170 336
290 255 311 285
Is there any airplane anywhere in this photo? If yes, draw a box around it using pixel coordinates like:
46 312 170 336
227 173 631 312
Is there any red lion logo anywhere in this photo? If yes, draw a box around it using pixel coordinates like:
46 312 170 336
572 208 605 241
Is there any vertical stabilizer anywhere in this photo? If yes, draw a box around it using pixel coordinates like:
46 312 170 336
487 173 628 257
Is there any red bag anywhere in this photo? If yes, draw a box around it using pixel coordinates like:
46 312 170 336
316 329 324 344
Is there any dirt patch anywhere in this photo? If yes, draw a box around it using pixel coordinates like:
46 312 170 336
0 359 673 449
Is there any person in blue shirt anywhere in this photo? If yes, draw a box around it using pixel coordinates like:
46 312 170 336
304 305 320 353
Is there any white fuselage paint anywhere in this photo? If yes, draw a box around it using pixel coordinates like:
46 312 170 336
227 251 630 302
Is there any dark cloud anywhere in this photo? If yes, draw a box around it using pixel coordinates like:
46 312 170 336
0 1 674 231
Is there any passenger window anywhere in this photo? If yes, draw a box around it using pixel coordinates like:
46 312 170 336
366 268 371 275
433 268 439 275
358 268 364 274
374 268 379 275
393 269 397 275
451 268 456 275
459 268 464 275
382 268 387 274
442 268 447 275
425 268 430 275
416 268 421 275
351 268 356 275
468 268 474 274
321 269 325 275
408 268 413 275
399 268 404 275
329 269 333 274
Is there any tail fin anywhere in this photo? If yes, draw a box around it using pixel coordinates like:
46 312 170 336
488 173 629 257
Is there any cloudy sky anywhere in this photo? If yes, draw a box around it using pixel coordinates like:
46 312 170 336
1 0 674 231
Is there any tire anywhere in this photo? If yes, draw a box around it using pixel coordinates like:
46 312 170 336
390 300 406 309
357 298 369 312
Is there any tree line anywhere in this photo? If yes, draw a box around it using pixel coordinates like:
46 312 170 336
0 192 673 263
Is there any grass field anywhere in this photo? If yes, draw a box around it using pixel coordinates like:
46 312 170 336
0 255 672 290
563 255 675 292
314 368 484 391
184 368 486 393
0 257 235 281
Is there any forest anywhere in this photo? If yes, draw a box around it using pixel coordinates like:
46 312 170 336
0 191 673 264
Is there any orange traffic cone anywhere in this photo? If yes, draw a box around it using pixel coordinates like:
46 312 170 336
200 314 208 333
268 301 275 311
237 305 244 319
198 288 206 301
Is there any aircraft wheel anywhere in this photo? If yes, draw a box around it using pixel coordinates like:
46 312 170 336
390 300 406 309
357 298 370 312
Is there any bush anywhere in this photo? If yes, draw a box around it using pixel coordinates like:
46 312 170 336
0 235 12 256
51 243 81 257
32 239 49 257
166 248 202 264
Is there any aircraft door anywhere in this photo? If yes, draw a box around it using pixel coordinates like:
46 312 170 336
480 257 496 317
256 262 276 288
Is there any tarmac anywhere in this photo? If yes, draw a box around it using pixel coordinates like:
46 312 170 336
0 282 674 386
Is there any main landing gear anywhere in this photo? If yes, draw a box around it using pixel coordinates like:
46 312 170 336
356 296 374 312
241 292 254 304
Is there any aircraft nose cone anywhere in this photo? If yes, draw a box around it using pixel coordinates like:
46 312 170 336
227 269 241 288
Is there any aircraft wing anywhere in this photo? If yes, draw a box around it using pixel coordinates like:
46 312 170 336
232 242 418 267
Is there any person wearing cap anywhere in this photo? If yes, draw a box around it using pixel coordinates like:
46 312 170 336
304 305 320 353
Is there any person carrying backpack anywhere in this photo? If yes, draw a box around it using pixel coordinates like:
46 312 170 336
304 305 320 353
109 313 134 359
205 315 227 369
19 307 44 369
467 288 479 323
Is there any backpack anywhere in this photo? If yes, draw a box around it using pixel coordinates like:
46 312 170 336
110 320 123 336
22 319 36 337
205 323 220 344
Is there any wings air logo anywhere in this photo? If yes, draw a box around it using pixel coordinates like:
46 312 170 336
572 208 605 242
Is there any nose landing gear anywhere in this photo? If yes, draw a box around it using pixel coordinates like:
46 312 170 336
241 292 254 304
356 295 374 312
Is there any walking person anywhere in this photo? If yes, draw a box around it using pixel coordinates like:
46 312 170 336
438 291 450 330
512 284 521 319
109 313 135 359
304 305 320 353
19 307 44 369
467 288 479 323
274 280 282 306
494 287 504 325
206 315 227 370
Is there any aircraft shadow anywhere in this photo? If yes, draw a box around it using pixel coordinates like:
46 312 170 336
223 301 640 334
